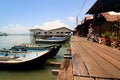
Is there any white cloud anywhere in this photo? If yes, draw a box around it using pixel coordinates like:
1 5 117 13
68 16 76 23
3 24 30 34
32 20 69 30
1 20 71 34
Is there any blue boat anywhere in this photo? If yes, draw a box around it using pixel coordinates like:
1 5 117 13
35 36 70 44
12 44 61 57
0 44 61 70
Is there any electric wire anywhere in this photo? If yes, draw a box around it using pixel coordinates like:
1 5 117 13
77 0 86 16
76 0 86 25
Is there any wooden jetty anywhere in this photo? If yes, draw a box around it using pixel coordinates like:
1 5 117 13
57 36 120 80
57 59 73 80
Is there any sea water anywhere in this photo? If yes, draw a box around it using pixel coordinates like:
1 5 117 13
0 34 68 80
0 34 31 49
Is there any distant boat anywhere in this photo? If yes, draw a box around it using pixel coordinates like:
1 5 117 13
0 44 61 70
35 36 70 44
0 32 8 36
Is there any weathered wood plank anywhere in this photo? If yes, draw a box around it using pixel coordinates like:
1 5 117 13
57 59 73 80
50 62 61 67
72 42 89 77
57 68 66 80
76 42 109 78
72 52 89 77
74 76 94 80
57 59 66 80
96 78 112 80
52 69 60 75
70 36 120 79
83 42 120 79
66 60 73 80
80 42 112 78
92 42 120 61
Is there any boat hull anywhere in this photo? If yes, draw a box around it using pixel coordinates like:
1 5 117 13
35 37 70 44
0 45 61 70
0 52 48 70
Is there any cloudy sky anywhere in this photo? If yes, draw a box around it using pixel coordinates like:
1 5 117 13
0 0 96 34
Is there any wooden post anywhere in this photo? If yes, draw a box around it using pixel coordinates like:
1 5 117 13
52 69 60 75
64 55 72 59
50 62 61 67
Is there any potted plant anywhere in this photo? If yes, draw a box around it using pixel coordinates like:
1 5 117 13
99 34 105 44
101 32 111 46
110 33 116 43
115 37 120 47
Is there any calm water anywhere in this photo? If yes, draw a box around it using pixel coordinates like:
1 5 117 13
0 34 69 80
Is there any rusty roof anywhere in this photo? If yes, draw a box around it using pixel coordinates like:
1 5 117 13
81 16 93 24
101 12 120 22
75 16 93 29
86 0 120 14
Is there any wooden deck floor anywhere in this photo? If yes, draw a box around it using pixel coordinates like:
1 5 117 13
70 36 120 80
57 59 73 80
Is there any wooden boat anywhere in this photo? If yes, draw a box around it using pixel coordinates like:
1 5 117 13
0 44 61 70
35 36 70 44
12 44 61 57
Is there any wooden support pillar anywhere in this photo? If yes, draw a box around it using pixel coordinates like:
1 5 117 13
67 48 71 51
64 53 72 59
64 55 72 59
50 62 61 67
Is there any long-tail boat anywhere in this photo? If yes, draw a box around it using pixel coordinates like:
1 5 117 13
0 44 61 70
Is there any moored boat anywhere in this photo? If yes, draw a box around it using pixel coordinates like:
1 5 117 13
12 44 61 57
35 36 70 44
0 32 8 36
0 44 61 70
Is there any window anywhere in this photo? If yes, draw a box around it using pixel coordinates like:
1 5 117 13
38 32 41 34
65 32 70 34
65 32 68 34
44 32 47 34
61 32 63 34
50 32 52 34
56 32 59 34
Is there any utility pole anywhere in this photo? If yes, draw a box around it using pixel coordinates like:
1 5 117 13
76 16 78 26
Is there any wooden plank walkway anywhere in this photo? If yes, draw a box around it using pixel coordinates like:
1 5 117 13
70 36 120 80
57 59 73 80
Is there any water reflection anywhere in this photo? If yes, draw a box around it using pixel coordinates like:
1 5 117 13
0 68 52 80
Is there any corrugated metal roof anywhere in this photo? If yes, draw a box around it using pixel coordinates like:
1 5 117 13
86 0 120 14
101 12 119 22
81 16 93 24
